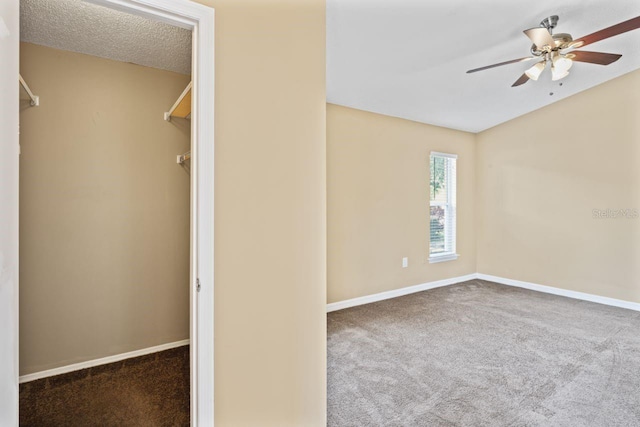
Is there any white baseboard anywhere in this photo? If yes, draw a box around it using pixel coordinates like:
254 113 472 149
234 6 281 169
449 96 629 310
23 276 639 382
19 339 190 384
477 273 640 312
328 272 640 314
326 274 478 312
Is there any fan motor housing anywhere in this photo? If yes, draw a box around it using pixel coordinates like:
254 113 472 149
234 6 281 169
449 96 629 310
552 33 574 48
531 33 574 55
530 15 575 55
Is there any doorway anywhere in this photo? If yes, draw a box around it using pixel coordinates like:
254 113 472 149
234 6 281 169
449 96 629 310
11 0 214 424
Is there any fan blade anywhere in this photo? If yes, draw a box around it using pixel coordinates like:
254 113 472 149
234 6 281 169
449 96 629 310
467 57 535 73
572 16 640 48
524 27 556 49
570 51 622 65
512 73 530 87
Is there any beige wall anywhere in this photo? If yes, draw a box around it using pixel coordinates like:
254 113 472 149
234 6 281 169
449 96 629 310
477 69 640 303
19 43 192 375
327 104 476 304
198 0 327 425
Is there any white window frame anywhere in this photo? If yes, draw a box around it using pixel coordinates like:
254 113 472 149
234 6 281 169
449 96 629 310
429 152 458 264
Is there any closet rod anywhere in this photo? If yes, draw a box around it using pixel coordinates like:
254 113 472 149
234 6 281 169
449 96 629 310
177 151 191 164
19 74 39 107
164 81 192 121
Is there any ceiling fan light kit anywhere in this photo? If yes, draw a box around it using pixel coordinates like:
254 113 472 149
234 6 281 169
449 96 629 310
525 61 546 81
553 54 573 73
551 53 572 81
551 67 570 81
467 14 640 87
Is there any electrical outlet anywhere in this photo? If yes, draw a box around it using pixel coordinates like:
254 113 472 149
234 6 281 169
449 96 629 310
402 257 408 268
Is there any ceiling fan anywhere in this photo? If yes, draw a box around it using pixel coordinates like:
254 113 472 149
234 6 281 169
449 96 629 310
467 15 640 87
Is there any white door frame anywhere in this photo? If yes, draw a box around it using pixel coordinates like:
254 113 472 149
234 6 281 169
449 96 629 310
87 0 215 424
1 1 20 425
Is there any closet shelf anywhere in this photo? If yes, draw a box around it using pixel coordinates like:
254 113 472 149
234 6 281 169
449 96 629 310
19 74 39 107
164 81 191 121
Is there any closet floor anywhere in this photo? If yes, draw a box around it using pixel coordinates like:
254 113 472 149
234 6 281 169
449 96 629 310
19 345 190 426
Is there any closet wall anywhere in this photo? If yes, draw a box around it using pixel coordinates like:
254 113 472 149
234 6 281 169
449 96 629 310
19 42 191 375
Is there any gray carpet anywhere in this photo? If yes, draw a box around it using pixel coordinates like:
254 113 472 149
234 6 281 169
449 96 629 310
327 279 640 426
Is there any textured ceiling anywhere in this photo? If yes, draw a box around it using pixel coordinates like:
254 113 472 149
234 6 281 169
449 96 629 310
328 0 640 133
20 0 191 75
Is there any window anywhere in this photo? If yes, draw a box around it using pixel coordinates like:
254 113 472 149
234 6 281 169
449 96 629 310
429 152 458 263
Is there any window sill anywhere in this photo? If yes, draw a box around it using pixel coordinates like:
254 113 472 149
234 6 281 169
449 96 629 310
429 254 459 264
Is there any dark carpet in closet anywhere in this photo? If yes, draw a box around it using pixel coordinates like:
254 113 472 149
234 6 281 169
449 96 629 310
19 345 190 426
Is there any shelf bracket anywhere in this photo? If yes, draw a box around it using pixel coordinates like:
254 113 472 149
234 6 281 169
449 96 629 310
19 74 39 107
177 150 191 164
164 81 192 121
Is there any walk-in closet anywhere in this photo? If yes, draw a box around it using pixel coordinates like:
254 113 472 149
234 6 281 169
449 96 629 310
18 0 194 423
